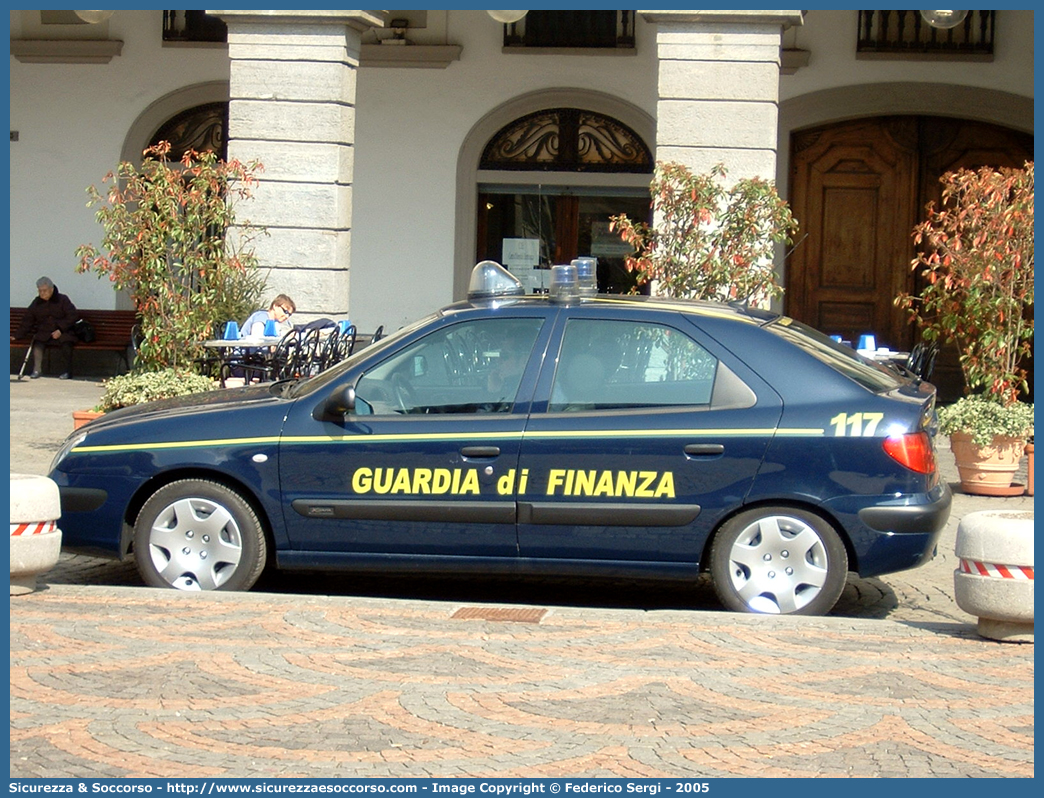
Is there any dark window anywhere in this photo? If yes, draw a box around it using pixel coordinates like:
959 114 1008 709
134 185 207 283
356 318 545 415
856 10 994 57
550 319 725 412
503 11 635 49
163 10 228 44
765 318 903 394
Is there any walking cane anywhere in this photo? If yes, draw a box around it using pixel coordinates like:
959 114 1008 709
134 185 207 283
16 344 32 380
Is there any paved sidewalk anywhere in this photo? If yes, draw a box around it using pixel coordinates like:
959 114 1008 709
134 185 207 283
9 586 1035 778
8 375 1035 778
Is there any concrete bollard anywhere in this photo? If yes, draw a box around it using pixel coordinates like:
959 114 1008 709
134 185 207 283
10 473 63 595
953 509 1034 642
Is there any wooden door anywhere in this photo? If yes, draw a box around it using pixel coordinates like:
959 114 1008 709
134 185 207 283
787 118 919 349
787 116 1033 400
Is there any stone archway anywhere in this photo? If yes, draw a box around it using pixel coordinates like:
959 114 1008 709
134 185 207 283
121 82 230 168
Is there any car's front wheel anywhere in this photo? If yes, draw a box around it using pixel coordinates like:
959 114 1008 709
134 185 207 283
133 479 267 591
709 506 848 615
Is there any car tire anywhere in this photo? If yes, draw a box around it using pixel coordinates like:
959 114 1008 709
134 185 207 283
133 479 267 592
709 506 848 616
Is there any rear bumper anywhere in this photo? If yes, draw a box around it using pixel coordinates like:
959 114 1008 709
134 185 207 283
827 483 952 578
857 482 952 536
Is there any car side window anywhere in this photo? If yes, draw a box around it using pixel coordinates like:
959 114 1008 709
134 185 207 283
355 318 543 415
549 318 722 412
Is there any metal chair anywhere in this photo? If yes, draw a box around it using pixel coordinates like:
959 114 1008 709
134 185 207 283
335 324 357 362
297 326 326 377
314 326 342 373
906 341 940 381
231 328 304 383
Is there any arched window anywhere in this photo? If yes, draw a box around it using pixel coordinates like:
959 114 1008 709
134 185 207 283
149 102 228 160
480 108 652 173
476 107 652 294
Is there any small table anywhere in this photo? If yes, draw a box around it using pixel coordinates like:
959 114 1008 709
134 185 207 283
203 336 282 350
202 337 282 386
860 348 909 365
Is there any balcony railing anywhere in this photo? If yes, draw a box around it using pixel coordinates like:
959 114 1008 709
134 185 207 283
162 10 227 44
857 10 994 57
503 11 635 50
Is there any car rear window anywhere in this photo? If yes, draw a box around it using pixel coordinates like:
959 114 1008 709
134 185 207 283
763 317 904 393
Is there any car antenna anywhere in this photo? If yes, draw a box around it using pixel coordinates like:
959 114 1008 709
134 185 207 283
731 233 811 311
784 233 809 260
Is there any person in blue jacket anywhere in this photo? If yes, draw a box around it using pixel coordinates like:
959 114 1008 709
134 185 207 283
241 294 296 338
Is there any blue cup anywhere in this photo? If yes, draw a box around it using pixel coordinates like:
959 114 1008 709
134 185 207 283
857 333 876 351
829 334 842 343
339 320 352 334
264 319 278 337
223 321 239 340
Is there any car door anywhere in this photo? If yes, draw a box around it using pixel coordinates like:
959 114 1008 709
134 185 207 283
516 309 783 564
277 313 549 557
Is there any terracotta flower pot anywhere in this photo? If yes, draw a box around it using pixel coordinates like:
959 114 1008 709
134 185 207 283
950 432 1026 496
72 410 104 430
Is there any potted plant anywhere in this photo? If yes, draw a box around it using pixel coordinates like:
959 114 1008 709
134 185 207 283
938 396 1034 495
610 161 798 306
897 162 1034 494
73 369 218 429
76 141 269 374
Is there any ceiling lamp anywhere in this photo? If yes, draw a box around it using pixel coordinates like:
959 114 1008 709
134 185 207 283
487 10 528 24
920 10 969 29
75 10 115 24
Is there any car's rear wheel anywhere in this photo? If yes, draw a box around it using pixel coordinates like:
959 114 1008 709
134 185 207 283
709 506 847 615
133 479 267 591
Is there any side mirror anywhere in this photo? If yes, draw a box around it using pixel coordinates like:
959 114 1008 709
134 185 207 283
313 385 356 421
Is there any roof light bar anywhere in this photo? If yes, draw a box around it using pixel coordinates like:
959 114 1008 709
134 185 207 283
467 260 525 303
571 257 597 297
549 263 580 304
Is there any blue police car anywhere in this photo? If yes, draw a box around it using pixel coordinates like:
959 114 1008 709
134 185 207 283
49 261 951 615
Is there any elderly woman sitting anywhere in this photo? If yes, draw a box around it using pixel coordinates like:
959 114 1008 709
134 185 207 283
11 276 79 379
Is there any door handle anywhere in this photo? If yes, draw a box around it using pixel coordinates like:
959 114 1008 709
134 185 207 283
461 446 501 458
684 443 724 456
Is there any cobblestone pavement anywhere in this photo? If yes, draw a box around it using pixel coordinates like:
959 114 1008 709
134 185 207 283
9 376 1035 778
9 586 1035 779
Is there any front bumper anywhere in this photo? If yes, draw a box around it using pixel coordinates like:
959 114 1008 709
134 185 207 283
52 475 132 559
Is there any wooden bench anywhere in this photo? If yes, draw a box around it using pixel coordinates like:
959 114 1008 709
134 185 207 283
10 307 139 374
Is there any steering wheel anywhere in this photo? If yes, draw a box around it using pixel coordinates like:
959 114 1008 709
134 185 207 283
390 372 416 414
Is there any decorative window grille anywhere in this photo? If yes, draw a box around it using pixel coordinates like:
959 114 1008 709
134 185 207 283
857 10 994 57
503 11 635 50
150 102 228 160
480 108 652 173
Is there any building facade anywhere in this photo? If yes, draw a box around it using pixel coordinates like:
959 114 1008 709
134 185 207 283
9 8 1034 398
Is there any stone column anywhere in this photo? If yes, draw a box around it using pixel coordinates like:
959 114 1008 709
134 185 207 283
639 10 804 183
210 10 385 320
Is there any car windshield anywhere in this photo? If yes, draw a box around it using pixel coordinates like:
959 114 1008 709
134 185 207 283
763 317 905 393
283 313 439 399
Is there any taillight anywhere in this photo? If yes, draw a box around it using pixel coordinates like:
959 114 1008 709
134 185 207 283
883 431 936 474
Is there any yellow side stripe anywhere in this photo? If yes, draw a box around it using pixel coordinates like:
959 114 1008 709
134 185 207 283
71 427 824 455
73 436 282 453
524 428 823 439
